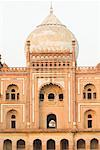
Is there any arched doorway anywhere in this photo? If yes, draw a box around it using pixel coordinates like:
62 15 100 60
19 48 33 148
90 139 98 149
17 139 25 150
77 139 85 149
47 114 57 128
3 139 12 150
60 139 69 150
47 139 55 150
33 139 42 150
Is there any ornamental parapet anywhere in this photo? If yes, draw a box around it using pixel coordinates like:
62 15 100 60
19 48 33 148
0 67 29 72
76 66 100 73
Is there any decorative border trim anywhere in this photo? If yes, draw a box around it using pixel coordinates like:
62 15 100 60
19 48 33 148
32 84 34 122
68 80 71 122
78 103 100 122
0 104 25 123
17 78 25 95
78 78 82 94
1 78 25 95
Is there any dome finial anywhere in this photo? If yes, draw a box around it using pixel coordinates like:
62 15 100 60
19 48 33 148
50 1 53 14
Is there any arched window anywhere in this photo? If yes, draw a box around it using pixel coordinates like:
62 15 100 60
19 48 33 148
6 84 19 101
84 110 95 129
6 110 17 129
47 114 57 128
90 139 98 149
83 84 96 100
47 139 55 150
17 139 25 149
77 139 85 149
33 139 42 150
48 93 55 100
3 139 12 150
60 139 69 150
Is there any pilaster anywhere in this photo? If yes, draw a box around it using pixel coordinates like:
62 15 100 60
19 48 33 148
42 140 46 150
56 141 60 150
86 139 90 150
12 140 16 150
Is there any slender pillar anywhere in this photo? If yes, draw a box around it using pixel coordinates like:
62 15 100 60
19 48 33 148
12 140 16 150
42 140 46 150
86 139 90 150
56 141 60 150
69 140 74 150
74 140 77 150
28 141 33 150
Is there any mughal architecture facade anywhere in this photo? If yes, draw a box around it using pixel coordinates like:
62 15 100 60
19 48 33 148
0 5 100 150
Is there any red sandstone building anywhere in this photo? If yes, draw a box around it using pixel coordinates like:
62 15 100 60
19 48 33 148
0 5 100 150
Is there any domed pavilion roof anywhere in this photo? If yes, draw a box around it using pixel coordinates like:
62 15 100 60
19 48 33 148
25 6 79 58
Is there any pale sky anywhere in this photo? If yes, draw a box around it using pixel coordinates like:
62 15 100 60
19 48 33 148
0 0 100 67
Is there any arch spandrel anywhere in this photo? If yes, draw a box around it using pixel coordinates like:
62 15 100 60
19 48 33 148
38 78 65 92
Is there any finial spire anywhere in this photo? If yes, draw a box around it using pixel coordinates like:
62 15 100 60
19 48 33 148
50 2 53 14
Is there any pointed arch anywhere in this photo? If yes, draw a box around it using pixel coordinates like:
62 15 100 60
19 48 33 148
84 109 96 129
90 138 99 149
39 83 64 102
6 109 18 129
17 139 25 149
47 139 55 150
3 139 12 150
83 83 96 100
6 84 19 101
77 139 85 149
33 139 42 150
60 139 69 150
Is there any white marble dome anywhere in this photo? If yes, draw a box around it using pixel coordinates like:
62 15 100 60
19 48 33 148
25 9 79 58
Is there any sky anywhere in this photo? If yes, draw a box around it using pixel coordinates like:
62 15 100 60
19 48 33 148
0 0 100 67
